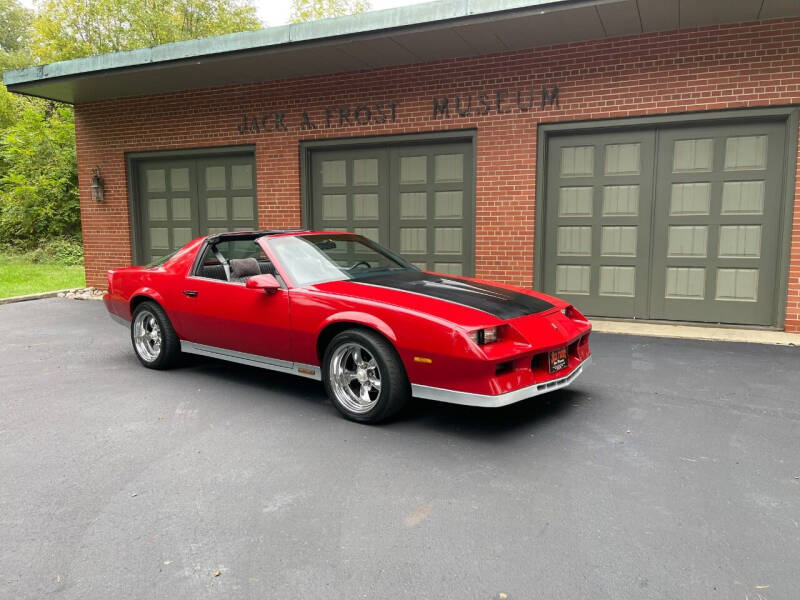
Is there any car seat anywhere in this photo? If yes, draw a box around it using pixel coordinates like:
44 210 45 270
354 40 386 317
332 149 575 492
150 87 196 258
229 258 261 283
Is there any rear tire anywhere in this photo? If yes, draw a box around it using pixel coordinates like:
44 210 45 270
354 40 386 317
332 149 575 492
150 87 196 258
131 301 181 369
322 329 409 423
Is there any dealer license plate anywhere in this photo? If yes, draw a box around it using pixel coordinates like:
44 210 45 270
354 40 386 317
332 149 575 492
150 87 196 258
548 347 568 373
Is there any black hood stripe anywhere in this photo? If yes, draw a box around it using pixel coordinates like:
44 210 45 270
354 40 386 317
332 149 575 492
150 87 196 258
352 271 553 320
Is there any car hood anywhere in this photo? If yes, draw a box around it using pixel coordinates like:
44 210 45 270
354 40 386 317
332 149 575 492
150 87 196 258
310 271 560 325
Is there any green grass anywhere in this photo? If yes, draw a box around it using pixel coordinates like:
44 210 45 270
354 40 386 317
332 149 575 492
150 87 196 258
0 254 85 299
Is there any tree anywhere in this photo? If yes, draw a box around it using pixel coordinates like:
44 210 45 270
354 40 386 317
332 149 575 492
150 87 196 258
0 0 37 151
0 105 80 245
290 0 371 24
0 0 264 249
0 0 31 55
31 0 262 63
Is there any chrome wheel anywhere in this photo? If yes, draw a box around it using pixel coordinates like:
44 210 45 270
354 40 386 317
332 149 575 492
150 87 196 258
133 310 162 362
329 342 382 414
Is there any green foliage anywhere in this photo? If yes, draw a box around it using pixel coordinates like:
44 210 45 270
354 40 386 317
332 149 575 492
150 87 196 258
0 0 35 130
0 236 84 264
0 0 264 254
0 105 80 246
28 236 84 265
0 87 28 131
289 0 371 24
0 0 31 54
32 0 262 63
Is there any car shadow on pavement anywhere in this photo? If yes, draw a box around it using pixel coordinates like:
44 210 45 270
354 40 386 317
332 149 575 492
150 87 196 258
176 354 331 406
175 354 584 438
398 388 583 439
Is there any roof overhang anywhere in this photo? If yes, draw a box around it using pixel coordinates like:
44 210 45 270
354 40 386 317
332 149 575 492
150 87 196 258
4 0 798 104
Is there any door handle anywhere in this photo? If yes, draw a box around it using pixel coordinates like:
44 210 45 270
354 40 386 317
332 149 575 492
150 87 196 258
182 290 198 297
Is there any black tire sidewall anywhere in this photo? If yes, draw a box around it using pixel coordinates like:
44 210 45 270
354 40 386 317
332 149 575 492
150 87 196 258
322 329 408 423
130 301 179 369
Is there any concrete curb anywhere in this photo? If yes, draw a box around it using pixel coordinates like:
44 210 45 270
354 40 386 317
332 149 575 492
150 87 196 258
0 290 72 305
591 319 800 346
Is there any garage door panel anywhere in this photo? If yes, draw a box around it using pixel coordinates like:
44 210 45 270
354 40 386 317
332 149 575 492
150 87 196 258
311 141 474 276
721 180 765 215
311 148 391 269
598 265 636 297
312 148 390 248
604 142 642 176
389 143 473 275
557 226 592 256
544 131 655 318
352 158 379 186
399 155 427 184
559 186 594 217
670 182 711 215
137 159 199 264
555 264 591 295
136 154 256 264
601 225 638 257
602 185 640 216
560 145 594 177
399 192 427 219
649 122 784 325
545 119 786 327
664 267 706 300
197 157 259 236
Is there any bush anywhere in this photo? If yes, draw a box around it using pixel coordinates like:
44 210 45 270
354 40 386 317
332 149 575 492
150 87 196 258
28 237 83 265
0 105 79 246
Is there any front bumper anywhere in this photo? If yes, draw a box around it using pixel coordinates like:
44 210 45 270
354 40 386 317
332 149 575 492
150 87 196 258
411 356 591 408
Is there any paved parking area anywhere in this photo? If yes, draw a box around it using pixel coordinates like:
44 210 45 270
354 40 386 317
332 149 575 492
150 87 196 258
1 298 799 600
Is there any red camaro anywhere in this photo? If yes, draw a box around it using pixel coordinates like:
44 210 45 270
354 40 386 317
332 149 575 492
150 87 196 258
104 231 591 423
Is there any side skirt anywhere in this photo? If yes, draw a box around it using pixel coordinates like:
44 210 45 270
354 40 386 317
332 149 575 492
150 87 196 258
109 313 129 327
180 340 321 381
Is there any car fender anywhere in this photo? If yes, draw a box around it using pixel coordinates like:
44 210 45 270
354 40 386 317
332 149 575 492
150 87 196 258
129 286 168 315
317 311 398 344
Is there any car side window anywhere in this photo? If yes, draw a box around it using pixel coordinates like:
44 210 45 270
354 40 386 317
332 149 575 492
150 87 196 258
193 239 276 284
194 245 228 281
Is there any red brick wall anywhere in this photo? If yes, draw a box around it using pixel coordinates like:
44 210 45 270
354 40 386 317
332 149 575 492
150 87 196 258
74 18 800 331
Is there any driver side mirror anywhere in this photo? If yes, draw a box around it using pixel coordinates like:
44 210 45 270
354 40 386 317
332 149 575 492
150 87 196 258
246 274 281 294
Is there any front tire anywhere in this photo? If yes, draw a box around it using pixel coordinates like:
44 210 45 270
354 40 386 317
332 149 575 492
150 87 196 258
322 329 409 423
131 301 180 369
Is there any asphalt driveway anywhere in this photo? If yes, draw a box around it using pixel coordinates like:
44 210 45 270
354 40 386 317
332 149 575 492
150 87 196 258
1 298 799 600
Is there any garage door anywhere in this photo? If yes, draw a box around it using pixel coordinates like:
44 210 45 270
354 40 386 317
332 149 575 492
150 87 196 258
310 142 474 276
544 121 787 326
135 154 257 264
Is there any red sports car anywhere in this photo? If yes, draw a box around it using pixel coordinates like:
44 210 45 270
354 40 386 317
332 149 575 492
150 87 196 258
104 231 591 422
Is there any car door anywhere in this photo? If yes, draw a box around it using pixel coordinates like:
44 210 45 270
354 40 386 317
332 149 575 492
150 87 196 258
176 242 292 363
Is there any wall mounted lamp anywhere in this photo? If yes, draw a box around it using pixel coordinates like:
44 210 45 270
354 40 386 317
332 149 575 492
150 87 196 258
90 166 104 203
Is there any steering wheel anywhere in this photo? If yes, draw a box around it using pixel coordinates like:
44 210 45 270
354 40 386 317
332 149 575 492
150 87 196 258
349 260 371 270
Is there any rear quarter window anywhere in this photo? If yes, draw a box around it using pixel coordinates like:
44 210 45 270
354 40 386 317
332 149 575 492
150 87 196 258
144 249 179 268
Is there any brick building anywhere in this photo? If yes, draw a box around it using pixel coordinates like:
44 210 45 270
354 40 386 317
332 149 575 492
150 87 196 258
5 0 800 331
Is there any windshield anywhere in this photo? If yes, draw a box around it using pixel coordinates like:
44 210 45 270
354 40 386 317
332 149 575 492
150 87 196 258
267 234 416 286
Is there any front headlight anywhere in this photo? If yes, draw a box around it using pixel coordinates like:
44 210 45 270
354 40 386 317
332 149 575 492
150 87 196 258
468 326 499 345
